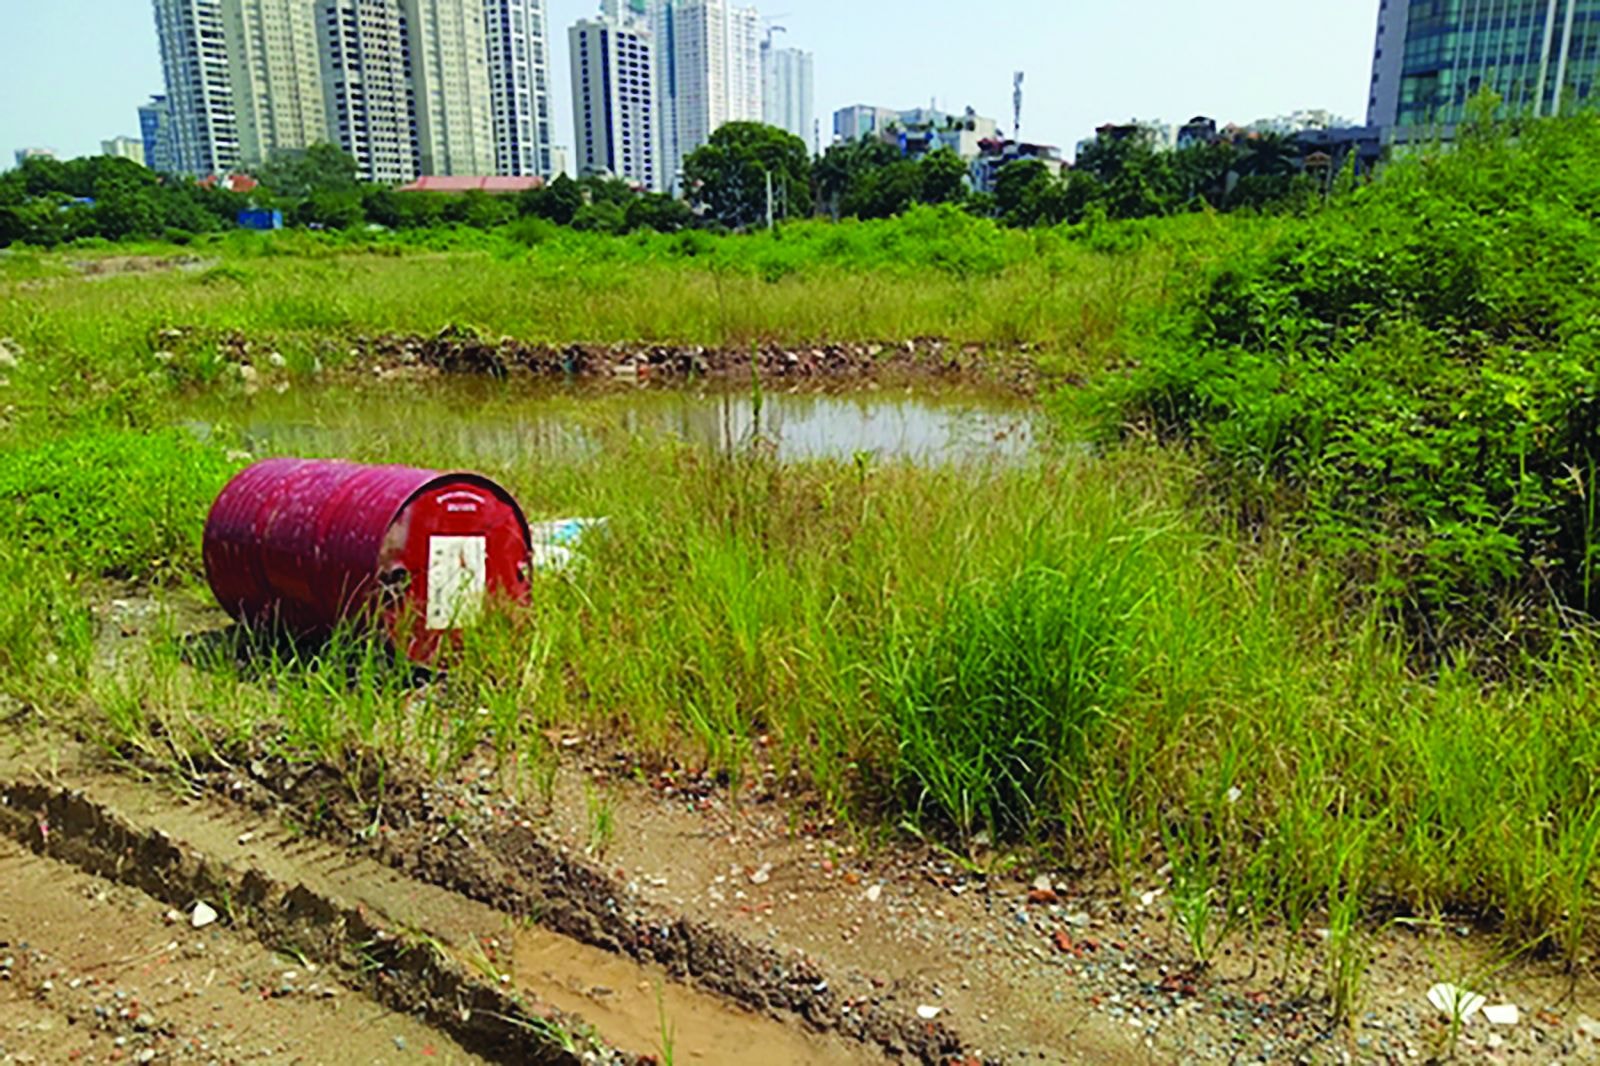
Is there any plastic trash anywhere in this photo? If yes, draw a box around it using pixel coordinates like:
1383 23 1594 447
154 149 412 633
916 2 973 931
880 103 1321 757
529 518 608 573
1483 1004 1520 1026
1427 983 1486 1022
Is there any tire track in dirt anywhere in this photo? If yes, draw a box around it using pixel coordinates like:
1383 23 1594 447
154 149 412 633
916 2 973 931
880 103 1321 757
0 750 927 1064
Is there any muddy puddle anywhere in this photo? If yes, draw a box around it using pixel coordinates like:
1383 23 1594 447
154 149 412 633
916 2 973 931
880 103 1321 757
191 378 1038 465
512 926 875 1065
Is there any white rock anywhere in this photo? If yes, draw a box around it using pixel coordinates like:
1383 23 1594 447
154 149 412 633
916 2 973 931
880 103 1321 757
1483 1004 1520 1026
1139 887 1164 908
1226 786 1244 805
749 863 772 886
864 884 882 903
266 351 287 369
236 363 259 383
916 1005 942 1020
1031 873 1054 893
1427 983 1485 1022
191 901 219 929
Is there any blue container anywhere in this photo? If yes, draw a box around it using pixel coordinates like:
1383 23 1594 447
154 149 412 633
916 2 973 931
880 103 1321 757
236 208 283 231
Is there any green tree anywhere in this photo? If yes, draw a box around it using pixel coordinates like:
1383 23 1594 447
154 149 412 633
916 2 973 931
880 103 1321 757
293 190 363 229
843 160 922 219
258 143 361 200
813 136 900 218
1171 141 1238 209
571 199 626 233
625 193 693 233
918 148 970 206
1234 131 1301 179
683 122 813 229
1075 134 1179 220
994 159 1071 227
519 173 582 225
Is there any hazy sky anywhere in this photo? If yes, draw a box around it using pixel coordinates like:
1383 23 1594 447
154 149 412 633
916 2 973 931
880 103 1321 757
0 1 1378 164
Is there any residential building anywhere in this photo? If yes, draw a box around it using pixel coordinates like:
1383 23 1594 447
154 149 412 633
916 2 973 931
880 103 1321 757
13 148 56 167
1251 108 1349 135
1295 125 1385 178
1368 0 1600 135
1076 119 1172 161
404 0 496 175
570 9 658 189
972 139 1066 194
1176 116 1218 149
895 107 999 160
152 0 240 176
398 174 542 192
549 143 572 177
760 39 812 144
138 95 176 173
651 0 762 192
834 105 999 160
832 104 899 142
319 0 420 183
483 0 554 176
222 0 328 167
101 136 148 165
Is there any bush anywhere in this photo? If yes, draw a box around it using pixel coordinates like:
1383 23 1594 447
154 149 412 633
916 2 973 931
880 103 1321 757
881 555 1144 843
1102 114 1600 631
0 428 240 580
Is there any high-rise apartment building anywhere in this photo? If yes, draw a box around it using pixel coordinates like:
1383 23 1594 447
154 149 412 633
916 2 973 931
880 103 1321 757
319 0 420 182
101 137 149 165
223 0 328 166
570 6 658 189
403 0 496 175
1368 0 1600 134
759 39 812 146
138 95 176 173
483 0 553 176
651 0 762 192
152 0 241 176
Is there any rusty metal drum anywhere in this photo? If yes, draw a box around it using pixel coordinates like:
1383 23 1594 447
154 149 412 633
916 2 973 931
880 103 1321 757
203 459 532 661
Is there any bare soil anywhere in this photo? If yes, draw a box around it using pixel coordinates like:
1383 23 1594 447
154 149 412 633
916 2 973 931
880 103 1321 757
0 836 485 1065
184 325 1046 391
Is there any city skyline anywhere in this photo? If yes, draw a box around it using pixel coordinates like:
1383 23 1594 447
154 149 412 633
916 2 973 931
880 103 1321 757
3 1 1376 169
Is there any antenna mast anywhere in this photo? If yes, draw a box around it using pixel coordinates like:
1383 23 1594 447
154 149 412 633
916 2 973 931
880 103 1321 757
1013 71 1024 142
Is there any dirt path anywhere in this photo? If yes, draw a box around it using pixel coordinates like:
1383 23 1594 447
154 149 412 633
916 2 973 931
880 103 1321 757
0 836 483 1065
9 718 1600 1065
0 747 896 1065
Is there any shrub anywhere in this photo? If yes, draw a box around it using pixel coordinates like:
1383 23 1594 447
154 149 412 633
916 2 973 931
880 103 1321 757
1102 114 1600 631
881 555 1144 843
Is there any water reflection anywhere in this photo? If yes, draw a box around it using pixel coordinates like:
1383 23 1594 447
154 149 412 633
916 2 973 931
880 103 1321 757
209 381 1037 466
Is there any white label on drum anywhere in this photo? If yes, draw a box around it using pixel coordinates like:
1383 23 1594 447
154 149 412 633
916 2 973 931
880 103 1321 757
427 536 487 630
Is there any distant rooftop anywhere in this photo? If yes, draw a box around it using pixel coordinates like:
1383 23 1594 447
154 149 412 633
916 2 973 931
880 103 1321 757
399 176 544 194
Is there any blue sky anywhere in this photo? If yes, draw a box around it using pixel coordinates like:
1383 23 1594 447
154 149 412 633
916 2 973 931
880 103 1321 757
0 1 1378 163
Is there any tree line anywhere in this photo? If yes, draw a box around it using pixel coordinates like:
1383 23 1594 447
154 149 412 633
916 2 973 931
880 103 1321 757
1 122 1332 248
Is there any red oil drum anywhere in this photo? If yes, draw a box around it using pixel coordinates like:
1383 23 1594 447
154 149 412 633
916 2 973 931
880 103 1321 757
203 459 532 662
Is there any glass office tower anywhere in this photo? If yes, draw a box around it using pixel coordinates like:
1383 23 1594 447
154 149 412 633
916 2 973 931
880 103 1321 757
1369 0 1600 132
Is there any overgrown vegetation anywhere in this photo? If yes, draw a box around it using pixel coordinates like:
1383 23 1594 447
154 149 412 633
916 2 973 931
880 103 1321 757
7 111 1600 1004
1101 111 1600 640
2 118 1329 247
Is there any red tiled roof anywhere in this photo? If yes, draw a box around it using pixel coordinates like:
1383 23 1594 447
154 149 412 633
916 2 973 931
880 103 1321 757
198 173 260 193
398 176 544 194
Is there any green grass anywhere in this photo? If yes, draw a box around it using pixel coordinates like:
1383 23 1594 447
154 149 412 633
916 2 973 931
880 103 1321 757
0 206 1254 430
5 129 1600 1015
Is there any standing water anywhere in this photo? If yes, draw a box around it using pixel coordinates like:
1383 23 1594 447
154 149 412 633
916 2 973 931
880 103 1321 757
193 379 1038 466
